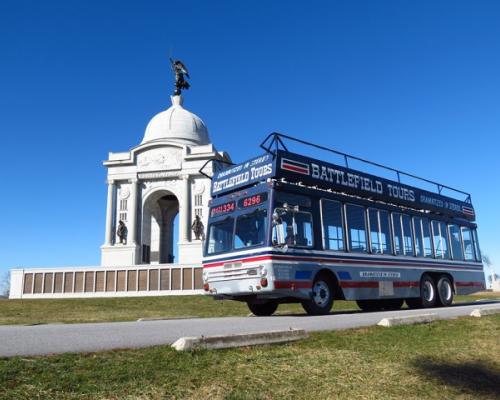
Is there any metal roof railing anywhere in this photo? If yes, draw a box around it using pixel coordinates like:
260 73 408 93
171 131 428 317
260 132 472 204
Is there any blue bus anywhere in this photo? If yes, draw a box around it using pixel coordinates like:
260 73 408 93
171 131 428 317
202 133 485 316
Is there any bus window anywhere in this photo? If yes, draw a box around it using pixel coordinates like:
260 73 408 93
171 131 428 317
413 217 424 257
379 210 392 254
392 213 404 256
346 204 368 253
449 224 464 260
234 209 268 249
402 215 414 256
432 221 450 259
472 229 482 261
421 218 433 257
440 222 450 259
368 209 392 255
368 209 381 254
275 192 311 208
274 208 313 247
207 217 234 255
321 199 344 251
461 227 475 261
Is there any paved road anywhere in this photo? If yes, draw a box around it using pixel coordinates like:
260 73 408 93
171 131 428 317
1 301 499 358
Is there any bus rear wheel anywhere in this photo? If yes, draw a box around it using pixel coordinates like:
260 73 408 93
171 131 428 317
301 273 334 315
247 301 278 316
406 274 437 309
436 275 454 307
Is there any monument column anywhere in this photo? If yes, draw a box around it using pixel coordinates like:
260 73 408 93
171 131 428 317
180 175 191 242
128 178 138 245
104 179 115 246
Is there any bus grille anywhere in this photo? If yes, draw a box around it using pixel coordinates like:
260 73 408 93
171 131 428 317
206 262 263 282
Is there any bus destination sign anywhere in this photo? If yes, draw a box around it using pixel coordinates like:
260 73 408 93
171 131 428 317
209 201 236 217
211 154 275 196
277 150 475 221
238 193 268 209
211 150 475 220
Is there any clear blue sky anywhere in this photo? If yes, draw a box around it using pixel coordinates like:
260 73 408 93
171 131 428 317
0 1 499 279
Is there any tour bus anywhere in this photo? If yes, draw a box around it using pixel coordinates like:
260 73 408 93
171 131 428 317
202 133 485 316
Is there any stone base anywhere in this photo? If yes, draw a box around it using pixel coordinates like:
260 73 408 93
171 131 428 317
101 244 140 266
178 240 203 264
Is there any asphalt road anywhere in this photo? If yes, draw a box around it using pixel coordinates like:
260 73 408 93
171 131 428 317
1 301 499 358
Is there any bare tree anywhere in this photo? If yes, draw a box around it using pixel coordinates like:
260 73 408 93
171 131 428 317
482 254 496 289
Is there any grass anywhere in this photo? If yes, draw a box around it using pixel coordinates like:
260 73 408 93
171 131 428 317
0 292 498 325
0 315 499 399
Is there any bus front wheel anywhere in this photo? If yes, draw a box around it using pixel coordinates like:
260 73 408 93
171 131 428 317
247 301 278 316
301 273 334 315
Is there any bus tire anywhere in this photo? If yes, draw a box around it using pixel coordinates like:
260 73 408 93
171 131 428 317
406 274 437 309
436 275 454 307
301 273 334 315
247 301 278 316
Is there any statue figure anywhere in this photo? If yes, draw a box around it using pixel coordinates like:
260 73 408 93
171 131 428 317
191 215 205 240
170 58 190 96
117 220 128 244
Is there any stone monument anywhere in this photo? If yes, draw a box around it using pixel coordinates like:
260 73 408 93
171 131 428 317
101 59 231 265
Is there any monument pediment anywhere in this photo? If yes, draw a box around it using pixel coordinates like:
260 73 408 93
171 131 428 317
135 145 183 172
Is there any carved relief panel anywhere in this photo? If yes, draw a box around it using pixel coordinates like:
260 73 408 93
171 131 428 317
136 147 182 172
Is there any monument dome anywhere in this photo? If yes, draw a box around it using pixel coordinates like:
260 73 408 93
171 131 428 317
141 95 210 146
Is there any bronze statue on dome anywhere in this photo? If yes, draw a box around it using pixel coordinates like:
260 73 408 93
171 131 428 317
170 58 190 96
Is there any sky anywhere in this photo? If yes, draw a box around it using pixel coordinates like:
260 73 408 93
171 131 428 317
0 0 499 282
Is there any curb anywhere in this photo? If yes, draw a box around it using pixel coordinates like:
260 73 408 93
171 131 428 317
470 306 500 317
172 328 307 351
137 317 192 322
377 313 438 327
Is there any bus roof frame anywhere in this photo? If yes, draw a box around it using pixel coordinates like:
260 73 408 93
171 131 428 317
260 132 472 203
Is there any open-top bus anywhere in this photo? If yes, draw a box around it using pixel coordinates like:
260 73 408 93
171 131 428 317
202 133 485 316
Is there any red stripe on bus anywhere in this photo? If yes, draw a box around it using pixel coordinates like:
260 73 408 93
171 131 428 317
203 255 272 268
266 280 484 290
203 254 480 270
282 164 309 174
456 281 484 287
274 280 312 289
340 281 379 288
339 281 418 288
394 281 420 287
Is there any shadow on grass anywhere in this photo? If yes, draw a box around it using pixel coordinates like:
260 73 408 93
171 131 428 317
412 358 500 398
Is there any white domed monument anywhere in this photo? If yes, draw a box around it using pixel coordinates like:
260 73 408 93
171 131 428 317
9 59 231 298
102 59 230 266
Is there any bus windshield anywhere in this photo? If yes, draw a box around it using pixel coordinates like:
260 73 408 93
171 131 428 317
234 209 268 249
206 208 268 255
206 216 234 255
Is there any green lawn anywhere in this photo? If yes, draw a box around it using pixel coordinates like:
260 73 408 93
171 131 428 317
0 292 498 325
1 315 499 399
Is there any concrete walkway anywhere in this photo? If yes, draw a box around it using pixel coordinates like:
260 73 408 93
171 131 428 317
1 301 499 357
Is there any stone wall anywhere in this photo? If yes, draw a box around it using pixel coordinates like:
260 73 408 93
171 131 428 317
9 264 203 299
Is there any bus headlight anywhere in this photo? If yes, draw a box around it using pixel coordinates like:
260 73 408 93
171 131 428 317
260 266 268 277
202 271 208 283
